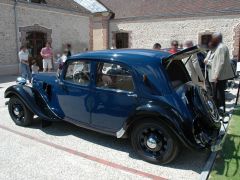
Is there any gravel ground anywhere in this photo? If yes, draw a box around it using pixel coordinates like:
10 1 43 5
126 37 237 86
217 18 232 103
1 76 236 180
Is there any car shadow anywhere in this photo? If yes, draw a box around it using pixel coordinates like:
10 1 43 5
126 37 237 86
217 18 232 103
29 117 209 173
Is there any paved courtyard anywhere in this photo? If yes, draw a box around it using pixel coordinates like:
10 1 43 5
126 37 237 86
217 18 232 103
0 76 237 180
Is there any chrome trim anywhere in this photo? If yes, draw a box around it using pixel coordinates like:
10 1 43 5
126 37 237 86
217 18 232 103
13 107 20 116
116 128 126 138
147 137 157 149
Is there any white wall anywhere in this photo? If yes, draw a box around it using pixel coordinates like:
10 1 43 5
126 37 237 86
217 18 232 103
110 15 240 58
0 1 90 75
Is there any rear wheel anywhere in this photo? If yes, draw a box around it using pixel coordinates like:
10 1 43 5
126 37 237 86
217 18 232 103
131 119 180 164
8 96 33 126
193 86 220 129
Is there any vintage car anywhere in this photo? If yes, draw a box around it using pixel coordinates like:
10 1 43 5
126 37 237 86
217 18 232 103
5 47 223 164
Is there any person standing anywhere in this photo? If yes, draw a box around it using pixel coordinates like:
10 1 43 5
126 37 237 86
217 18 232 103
40 42 53 72
66 44 72 57
18 45 32 83
204 42 215 96
153 43 161 50
168 40 179 54
183 41 205 86
31 59 39 75
208 33 235 114
60 49 68 65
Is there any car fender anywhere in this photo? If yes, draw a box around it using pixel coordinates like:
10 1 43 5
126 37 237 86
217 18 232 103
123 102 200 150
4 85 60 121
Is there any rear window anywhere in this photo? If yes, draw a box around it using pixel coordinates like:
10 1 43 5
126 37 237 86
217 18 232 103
163 60 190 89
96 62 134 92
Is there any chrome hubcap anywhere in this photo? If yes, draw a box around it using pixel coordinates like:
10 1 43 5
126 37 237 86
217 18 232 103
146 137 157 149
13 107 20 116
139 128 168 158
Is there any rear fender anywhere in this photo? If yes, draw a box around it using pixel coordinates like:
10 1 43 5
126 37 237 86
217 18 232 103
4 85 60 121
125 103 200 150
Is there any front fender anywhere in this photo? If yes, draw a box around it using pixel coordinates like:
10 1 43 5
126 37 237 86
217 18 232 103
125 102 201 150
5 85 60 121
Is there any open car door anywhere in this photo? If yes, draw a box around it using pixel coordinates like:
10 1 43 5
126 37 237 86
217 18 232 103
164 45 207 62
163 46 221 144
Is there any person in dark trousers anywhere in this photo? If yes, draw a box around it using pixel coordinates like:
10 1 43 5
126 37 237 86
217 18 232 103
66 44 72 57
207 33 235 115
18 45 32 83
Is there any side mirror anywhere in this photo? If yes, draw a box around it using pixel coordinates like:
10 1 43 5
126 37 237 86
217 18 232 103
16 77 26 85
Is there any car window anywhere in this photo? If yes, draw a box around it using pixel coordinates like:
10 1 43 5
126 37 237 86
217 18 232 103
163 59 190 89
64 61 91 86
96 62 134 92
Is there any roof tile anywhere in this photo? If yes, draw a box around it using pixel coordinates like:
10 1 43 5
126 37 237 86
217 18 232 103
99 0 240 19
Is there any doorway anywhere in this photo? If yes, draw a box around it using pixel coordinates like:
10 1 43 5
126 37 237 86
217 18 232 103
26 32 46 71
115 33 129 49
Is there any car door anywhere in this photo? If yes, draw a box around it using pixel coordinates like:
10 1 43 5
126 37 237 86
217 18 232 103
91 62 138 132
57 60 92 124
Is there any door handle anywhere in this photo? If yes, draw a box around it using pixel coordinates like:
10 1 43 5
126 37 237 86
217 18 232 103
57 80 68 92
127 93 138 98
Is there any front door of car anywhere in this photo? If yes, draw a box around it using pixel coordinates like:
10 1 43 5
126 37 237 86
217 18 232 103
57 60 92 124
91 62 138 132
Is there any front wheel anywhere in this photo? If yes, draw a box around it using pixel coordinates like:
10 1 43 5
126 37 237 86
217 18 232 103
8 96 33 126
131 119 180 164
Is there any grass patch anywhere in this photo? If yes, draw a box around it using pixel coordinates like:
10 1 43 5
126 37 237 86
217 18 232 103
209 107 240 180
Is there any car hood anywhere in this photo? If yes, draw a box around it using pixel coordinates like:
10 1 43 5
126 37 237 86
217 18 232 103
33 72 57 84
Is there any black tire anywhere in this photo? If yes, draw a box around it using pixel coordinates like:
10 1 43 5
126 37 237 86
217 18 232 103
131 119 180 164
8 96 33 126
193 86 221 129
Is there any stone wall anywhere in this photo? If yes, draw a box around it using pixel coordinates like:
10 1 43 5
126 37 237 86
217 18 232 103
109 15 240 58
0 1 90 75
0 1 18 75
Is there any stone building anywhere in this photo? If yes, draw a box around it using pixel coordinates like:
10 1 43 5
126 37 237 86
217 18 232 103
98 0 240 59
1 0 240 75
0 0 92 75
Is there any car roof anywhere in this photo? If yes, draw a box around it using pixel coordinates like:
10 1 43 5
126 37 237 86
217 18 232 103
69 49 171 65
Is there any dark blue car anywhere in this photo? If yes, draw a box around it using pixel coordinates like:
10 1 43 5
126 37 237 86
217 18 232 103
5 46 222 164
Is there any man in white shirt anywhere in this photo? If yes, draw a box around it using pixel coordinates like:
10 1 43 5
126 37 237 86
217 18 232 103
207 33 235 114
18 45 32 83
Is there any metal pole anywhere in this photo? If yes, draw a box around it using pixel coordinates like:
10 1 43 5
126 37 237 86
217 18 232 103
235 80 240 106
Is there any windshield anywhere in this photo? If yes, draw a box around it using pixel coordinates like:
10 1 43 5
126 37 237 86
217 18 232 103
163 59 190 89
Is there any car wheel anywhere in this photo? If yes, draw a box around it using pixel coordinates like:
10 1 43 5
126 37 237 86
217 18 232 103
193 86 220 129
8 96 33 126
131 119 180 164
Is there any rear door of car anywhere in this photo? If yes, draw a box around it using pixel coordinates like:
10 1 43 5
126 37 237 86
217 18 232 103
90 61 138 132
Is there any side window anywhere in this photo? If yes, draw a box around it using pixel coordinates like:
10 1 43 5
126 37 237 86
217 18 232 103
64 61 91 86
96 62 134 92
